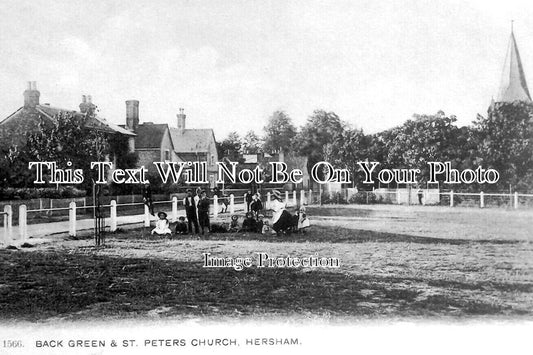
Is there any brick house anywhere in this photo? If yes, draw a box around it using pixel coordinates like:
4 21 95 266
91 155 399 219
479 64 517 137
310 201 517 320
123 101 219 186
0 82 136 150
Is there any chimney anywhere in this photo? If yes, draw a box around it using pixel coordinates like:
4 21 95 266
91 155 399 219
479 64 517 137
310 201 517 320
177 107 186 133
79 94 96 115
125 100 140 132
23 81 40 108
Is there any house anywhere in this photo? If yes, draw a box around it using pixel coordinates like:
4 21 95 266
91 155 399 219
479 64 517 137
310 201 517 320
0 82 136 150
123 101 219 187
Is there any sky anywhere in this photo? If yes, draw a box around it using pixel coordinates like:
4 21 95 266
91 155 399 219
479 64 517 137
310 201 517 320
1 0 533 139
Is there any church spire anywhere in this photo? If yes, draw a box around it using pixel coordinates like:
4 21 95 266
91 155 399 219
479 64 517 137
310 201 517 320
496 25 531 103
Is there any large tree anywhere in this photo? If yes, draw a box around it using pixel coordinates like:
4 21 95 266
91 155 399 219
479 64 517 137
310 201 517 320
25 111 110 190
217 131 242 160
293 110 346 175
263 110 297 153
472 102 533 191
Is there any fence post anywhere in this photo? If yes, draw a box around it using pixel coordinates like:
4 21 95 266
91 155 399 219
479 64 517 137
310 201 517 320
293 190 297 206
396 189 401 205
480 191 484 208
69 201 77 236
514 192 519 209
300 190 305 206
266 192 271 209
213 195 218 218
450 190 454 207
309 189 313 204
109 200 117 233
285 191 289 204
3 205 12 246
229 194 235 214
19 205 27 243
172 197 178 221
144 204 150 227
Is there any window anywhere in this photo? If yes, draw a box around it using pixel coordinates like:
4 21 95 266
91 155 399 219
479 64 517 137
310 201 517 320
164 149 170 161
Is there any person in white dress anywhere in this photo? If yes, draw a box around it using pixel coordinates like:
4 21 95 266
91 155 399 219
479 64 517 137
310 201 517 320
151 211 172 236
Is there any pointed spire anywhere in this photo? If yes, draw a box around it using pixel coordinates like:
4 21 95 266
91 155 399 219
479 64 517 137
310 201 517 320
496 26 531 103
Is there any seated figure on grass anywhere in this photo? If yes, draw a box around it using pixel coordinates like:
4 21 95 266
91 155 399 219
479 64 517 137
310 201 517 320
297 206 310 233
175 216 188 235
240 212 257 232
152 212 172 236
269 190 294 235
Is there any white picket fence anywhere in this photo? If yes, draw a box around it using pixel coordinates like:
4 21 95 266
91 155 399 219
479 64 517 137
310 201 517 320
1 190 315 247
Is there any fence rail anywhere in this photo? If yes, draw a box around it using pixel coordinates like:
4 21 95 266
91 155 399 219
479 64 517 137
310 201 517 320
2 188 533 247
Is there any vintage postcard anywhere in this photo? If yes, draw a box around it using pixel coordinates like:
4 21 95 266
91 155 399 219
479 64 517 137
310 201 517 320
0 0 532 354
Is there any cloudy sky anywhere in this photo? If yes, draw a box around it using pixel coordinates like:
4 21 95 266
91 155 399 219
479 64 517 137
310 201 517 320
1 0 533 139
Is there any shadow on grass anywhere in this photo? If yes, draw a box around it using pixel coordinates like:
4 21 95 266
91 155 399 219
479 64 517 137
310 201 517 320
0 249 529 321
111 225 524 246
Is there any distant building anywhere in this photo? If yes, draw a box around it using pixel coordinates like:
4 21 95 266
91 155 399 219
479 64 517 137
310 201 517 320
0 82 135 149
123 102 219 186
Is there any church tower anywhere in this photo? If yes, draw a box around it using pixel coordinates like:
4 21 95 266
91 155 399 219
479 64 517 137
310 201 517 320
496 24 531 103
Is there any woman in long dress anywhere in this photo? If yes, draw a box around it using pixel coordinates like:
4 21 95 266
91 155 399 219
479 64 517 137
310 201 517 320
270 190 293 234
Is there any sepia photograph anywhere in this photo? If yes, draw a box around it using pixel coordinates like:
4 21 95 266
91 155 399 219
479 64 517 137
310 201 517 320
0 0 532 354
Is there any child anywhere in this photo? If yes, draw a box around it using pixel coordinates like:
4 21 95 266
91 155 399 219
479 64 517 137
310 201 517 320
297 206 310 232
261 220 271 235
240 211 257 232
229 215 240 232
255 214 265 233
250 193 263 217
151 211 172 236
175 216 188 235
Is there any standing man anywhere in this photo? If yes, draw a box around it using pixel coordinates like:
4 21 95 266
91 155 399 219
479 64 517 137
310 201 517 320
417 186 424 205
183 189 199 234
142 182 154 216
197 190 211 235
245 190 253 212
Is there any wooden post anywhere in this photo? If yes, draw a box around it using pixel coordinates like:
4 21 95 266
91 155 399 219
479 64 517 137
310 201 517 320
172 196 178 221
514 192 519 209
19 205 27 242
292 190 297 206
3 205 12 246
110 200 117 232
213 195 218 218
309 189 313 204
69 201 77 236
229 194 235 214
480 191 484 208
144 204 150 227
266 192 271 209
285 191 289 204
300 190 305 206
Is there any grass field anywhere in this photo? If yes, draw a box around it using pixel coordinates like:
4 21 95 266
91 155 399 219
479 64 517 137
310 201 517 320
1 205 532 322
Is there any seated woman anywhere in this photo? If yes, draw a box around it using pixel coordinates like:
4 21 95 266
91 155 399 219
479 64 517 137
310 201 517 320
270 190 294 235
229 215 240 232
151 211 172 236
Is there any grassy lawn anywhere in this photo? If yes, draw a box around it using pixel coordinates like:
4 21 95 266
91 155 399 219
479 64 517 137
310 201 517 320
1 206 532 322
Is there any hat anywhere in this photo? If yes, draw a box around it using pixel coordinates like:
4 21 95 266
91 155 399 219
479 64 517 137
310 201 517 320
299 206 306 212
231 215 239 221
178 216 185 221
257 214 264 219
272 190 282 200
157 211 167 218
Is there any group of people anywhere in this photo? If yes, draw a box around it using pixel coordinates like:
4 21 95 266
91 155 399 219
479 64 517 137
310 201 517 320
151 188 310 236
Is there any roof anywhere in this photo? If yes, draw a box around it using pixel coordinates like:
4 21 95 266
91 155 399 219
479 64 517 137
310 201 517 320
169 128 215 153
0 104 135 136
134 123 169 149
497 31 531 103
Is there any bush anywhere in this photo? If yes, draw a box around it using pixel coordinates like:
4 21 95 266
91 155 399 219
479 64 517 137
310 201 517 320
348 191 378 204
320 191 347 204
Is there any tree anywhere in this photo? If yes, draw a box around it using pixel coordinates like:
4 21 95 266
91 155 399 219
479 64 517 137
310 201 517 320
263 110 297 153
329 128 372 188
376 111 471 187
293 110 346 175
217 131 242 160
472 102 533 191
242 130 262 154
25 111 110 191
